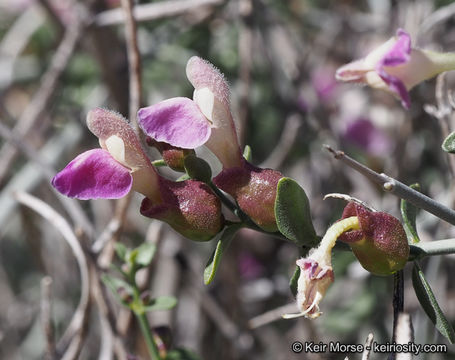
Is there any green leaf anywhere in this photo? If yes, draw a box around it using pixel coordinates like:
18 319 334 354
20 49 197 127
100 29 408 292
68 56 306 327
135 243 157 267
114 243 128 261
165 348 202 360
274 178 318 247
183 155 212 183
289 265 300 297
400 183 420 244
204 224 243 285
243 145 252 162
101 274 134 307
442 131 455 153
143 296 178 312
412 261 455 343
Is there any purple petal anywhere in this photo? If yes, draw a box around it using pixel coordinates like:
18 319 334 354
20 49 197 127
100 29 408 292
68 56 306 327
380 29 411 68
138 97 211 149
52 149 132 199
376 67 411 108
376 29 412 108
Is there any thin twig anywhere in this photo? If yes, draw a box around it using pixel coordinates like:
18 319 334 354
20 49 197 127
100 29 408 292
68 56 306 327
423 73 455 178
409 238 455 259
41 276 56 360
325 145 455 226
361 333 374 360
94 0 224 27
0 14 84 184
392 271 404 343
260 114 302 169
0 121 94 237
248 303 299 329
419 2 455 36
14 192 91 360
120 0 142 131
323 193 377 212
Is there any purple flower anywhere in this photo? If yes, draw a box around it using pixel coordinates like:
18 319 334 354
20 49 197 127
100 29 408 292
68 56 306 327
138 57 243 169
52 108 160 201
344 118 392 156
138 57 283 232
52 108 223 241
336 29 455 109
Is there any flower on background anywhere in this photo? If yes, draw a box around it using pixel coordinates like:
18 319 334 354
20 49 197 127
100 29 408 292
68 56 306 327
338 202 409 275
52 108 223 242
311 66 338 102
336 29 455 109
343 117 393 156
138 56 283 232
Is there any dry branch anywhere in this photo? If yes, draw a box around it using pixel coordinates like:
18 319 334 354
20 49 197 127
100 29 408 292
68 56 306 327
14 191 91 360
95 0 224 27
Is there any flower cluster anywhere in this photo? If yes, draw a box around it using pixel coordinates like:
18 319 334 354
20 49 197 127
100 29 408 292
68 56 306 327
52 57 283 240
52 108 223 242
137 56 283 232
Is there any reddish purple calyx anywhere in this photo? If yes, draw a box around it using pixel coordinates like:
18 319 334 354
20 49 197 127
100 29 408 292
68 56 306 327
338 202 409 275
213 159 282 232
140 177 223 242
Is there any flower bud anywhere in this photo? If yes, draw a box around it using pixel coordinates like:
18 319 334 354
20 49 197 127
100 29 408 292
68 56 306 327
338 202 409 275
146 137 195 172
140 178 224 242
213 159 282 232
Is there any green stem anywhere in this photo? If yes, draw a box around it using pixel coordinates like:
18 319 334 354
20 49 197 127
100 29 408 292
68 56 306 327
409 239 455 259
136 311 161 360
152 159 167 167
209 182 238 214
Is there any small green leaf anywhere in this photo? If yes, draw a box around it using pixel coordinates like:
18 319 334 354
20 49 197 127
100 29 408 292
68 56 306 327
184 155 212 183
135 243 157 267
412 261 455 343
289 265 300 297
114 243 127 261
243 145 252 162
165 348 202 360
143 296 178 312
204 224 243 285
274 178 318 247
400 183 420 244
442 131 455 153
101 274 134 307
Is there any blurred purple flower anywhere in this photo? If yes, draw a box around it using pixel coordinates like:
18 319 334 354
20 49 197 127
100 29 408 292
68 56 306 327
336 29 455 109
238 252 265 280
343 118 393 156
311 67 337 101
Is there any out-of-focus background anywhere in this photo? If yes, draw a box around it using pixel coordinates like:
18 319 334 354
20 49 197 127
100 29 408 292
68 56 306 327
1 0 455 359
